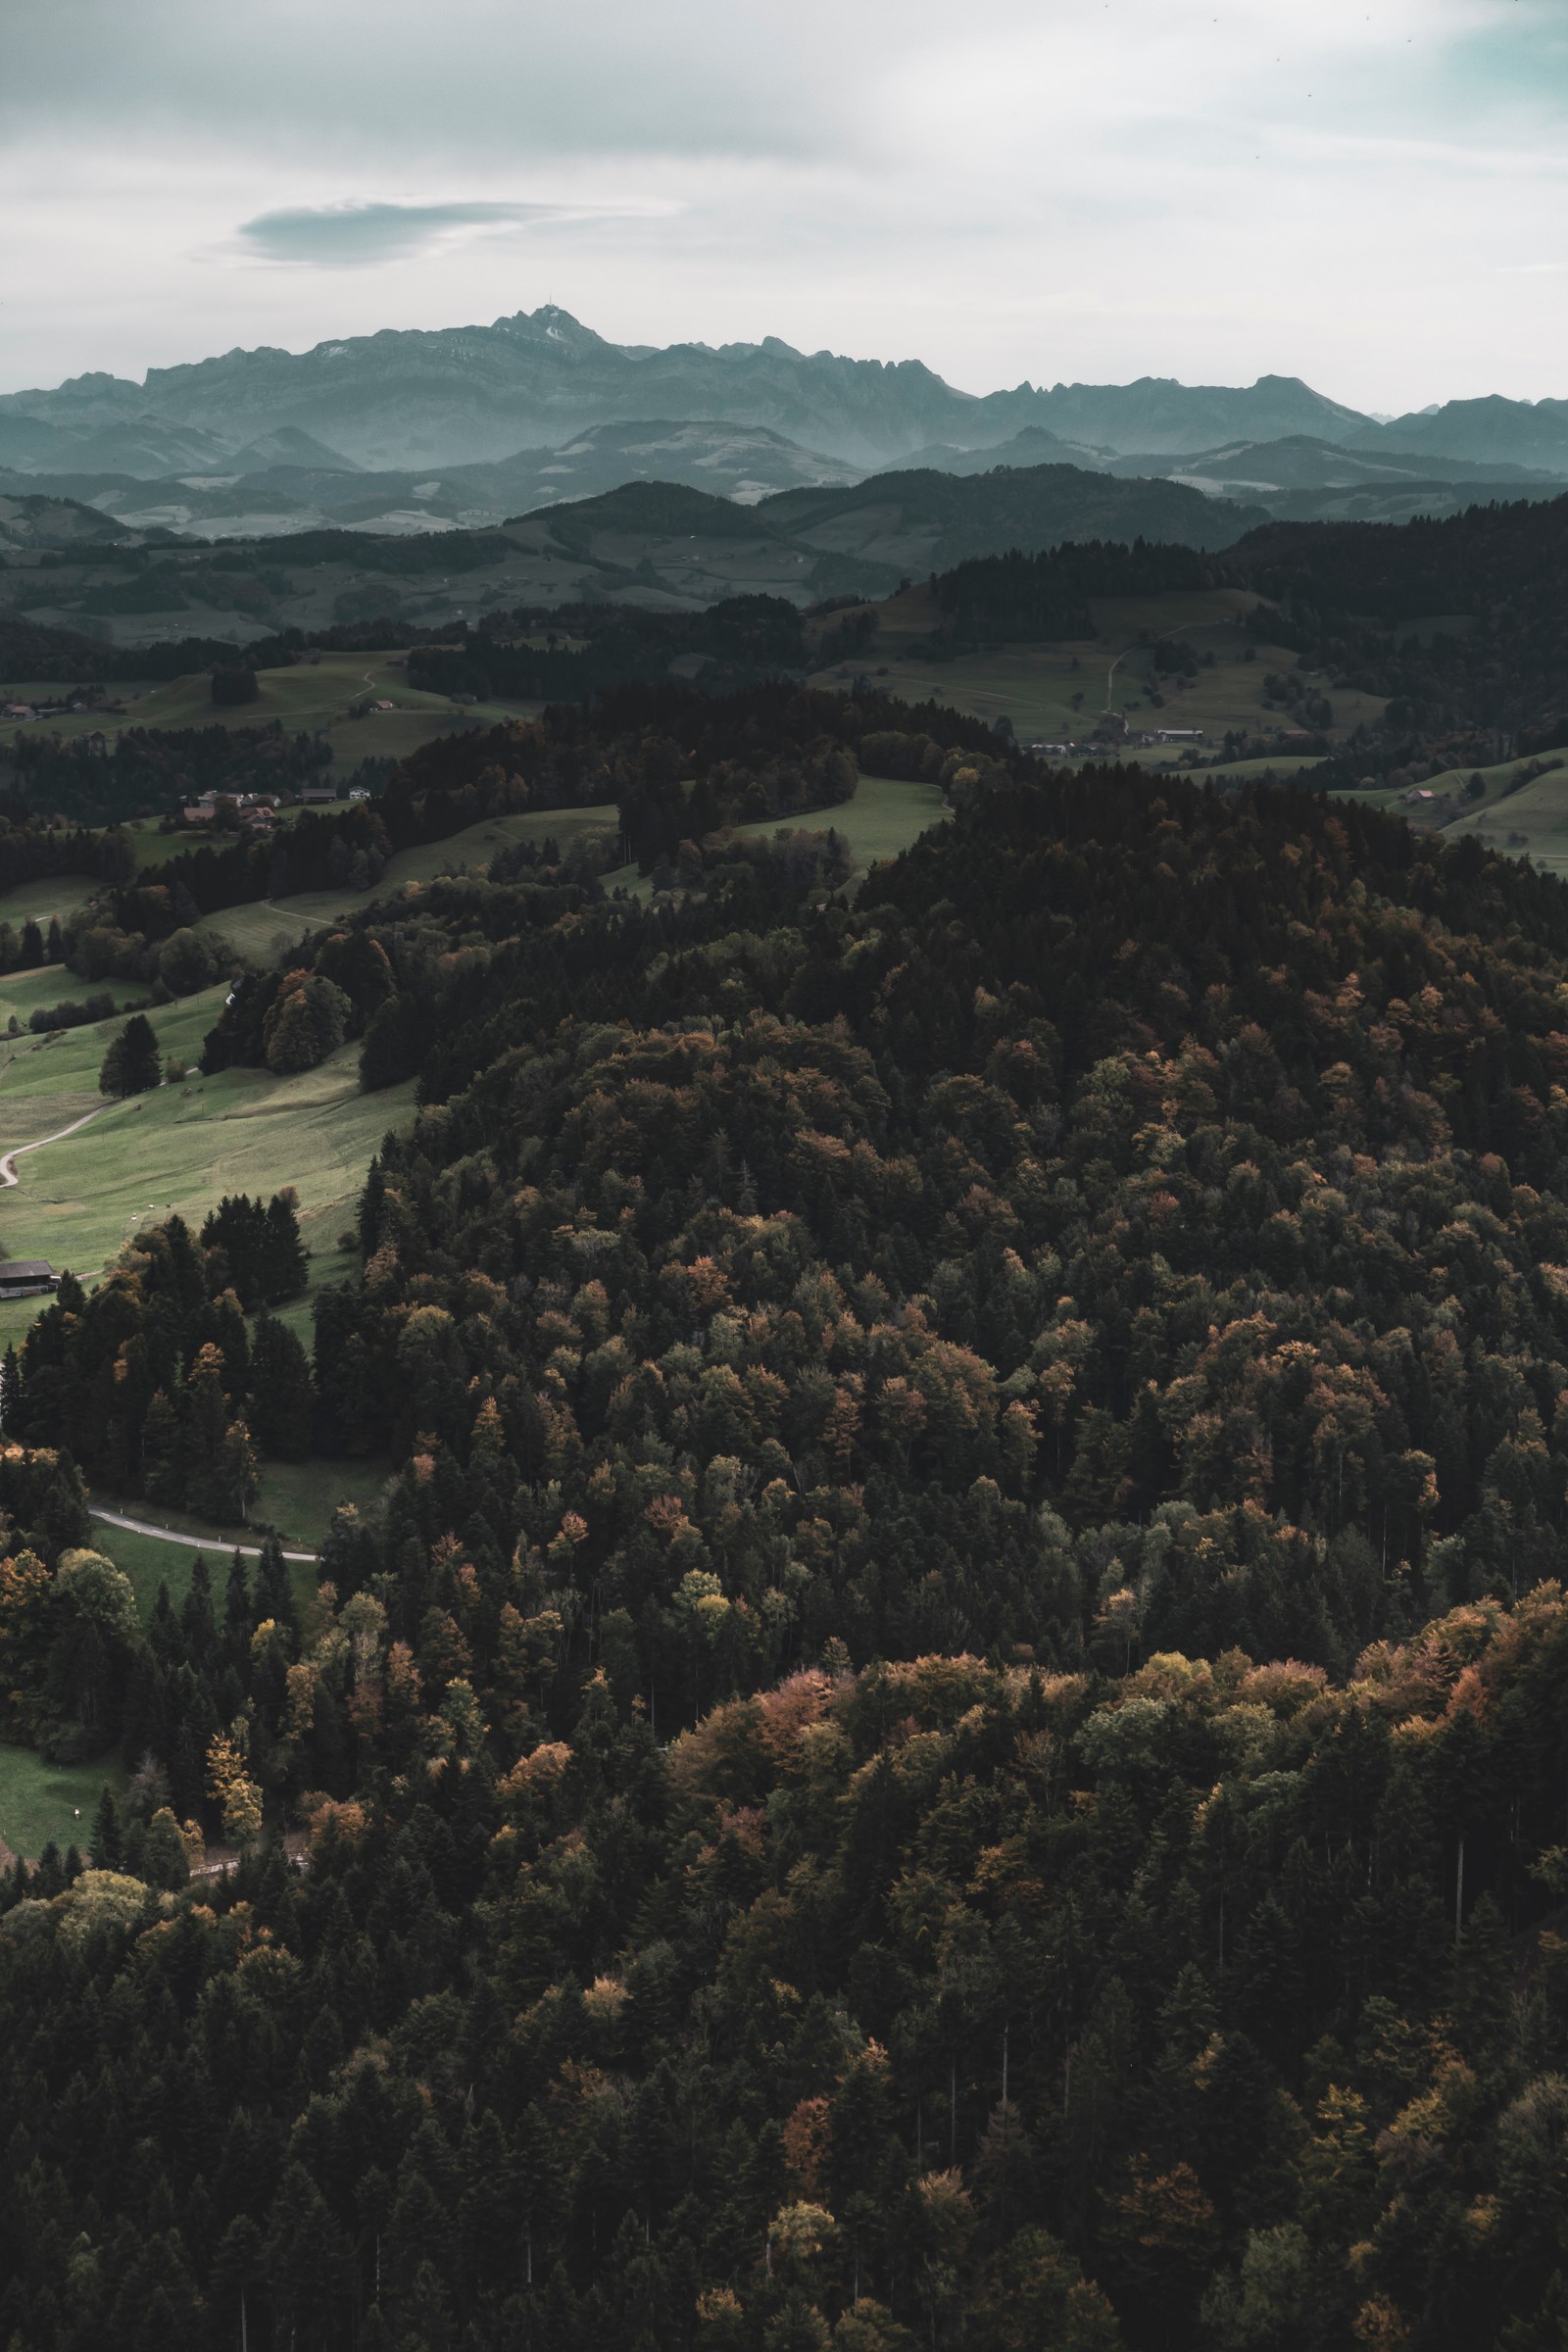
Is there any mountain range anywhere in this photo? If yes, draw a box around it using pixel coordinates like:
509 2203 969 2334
4 305 1567 481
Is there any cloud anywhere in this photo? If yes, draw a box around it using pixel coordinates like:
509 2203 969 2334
3 0 1568 406
235 198 665 268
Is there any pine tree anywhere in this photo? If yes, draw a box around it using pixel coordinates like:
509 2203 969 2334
92 1785 123 1869
255 1533 298 1643
163 1212 209 1333
183 1342 229 1501
192 1420 257 1533
223 1549 253 1666
200 1289 251 1396
264 1191 308 1301
202 1196 268 1308
180 1554 218 1669
140 1387 183 1507
98 1013 161 1098
249 1316 314 1459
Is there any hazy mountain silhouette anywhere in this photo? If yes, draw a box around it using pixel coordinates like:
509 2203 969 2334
0 307 1431 474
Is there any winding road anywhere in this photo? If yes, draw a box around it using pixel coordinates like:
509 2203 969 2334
88 1507 318 1563
0 1103 109 1188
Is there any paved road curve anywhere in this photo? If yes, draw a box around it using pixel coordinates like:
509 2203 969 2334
0 1103 110 1188
89 1506 318 1563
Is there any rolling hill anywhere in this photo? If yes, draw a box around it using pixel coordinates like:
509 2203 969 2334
0 462 1270 656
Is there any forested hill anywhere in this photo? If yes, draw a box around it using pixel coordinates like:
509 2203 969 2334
7 748 1568 2345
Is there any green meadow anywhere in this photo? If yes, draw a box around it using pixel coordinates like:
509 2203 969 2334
600 771 947 899
0 975 415 1348
7 651 545 781
809 581 1388 761
0 1745 125 1867
0 874 102 933
191 801 618 957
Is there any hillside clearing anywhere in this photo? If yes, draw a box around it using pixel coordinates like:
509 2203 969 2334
600 771 946 899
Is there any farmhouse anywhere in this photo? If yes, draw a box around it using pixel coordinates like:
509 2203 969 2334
0 1262 60 1301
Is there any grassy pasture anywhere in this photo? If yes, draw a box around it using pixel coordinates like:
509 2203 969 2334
86 1522 318 1640
0 961 149 1050
1439 758 1568 872
0 875 101 933
600 772 947 901
1321 755 1568 868
0 1744 125 1866
7 653 543 784
0 981 415 1346
1204 755 1332 784
189 801 618 956
87 1452 389 1581
808 582 1388 761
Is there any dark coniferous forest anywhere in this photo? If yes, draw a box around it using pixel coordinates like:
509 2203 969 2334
5 682 1568 2350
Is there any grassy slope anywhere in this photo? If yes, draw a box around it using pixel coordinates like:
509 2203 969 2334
192 802 618 958
6 653 545 783
87 1449 389 1592
0 1746 126 1866
0 875 101 932
1424 756 1568 870
808 582 1388 764
0 808 618 964
0 976 414 1345
601 772 947 901
0 962 149 1049
1320 755 1568 868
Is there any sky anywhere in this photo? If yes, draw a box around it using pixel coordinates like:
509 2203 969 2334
1 0 1565 413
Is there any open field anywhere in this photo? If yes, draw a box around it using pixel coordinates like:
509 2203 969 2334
1437 756 1568 871
1205 754 1331 784
0 1744 125 1865
5 652 541 783
193 801 619 957
0 961 149 1046
89 1453 388 1565
0 804 619 968
1321 755 1568 867
808 582 1389 761
87 1521 318 1645
88 1449 388 1579
0 977 415 1345
600 771 947 900
0 875 102 933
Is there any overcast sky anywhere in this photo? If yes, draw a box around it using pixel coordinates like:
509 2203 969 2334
2 0 1565 412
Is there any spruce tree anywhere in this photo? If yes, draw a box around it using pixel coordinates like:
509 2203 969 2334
91 1785 123 1870
180 1553 218 1669
223 1549 253 1665
98 1013 161 1098
265 1191 308 1301
255 1532 298 1643
140 1388 183 1507
249 1316 314 1459
163 1212 209 1334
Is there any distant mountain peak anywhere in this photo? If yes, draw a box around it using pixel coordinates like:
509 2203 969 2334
4 310 1564 485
